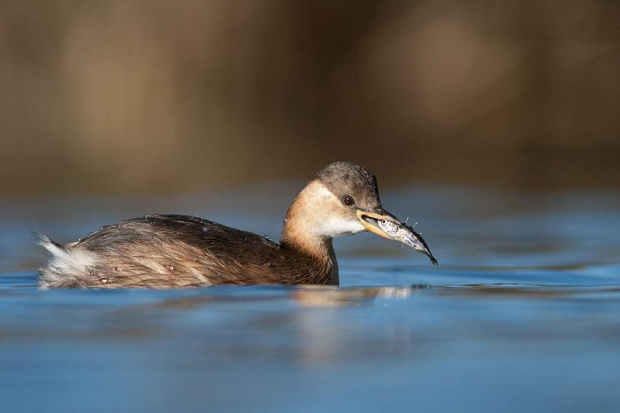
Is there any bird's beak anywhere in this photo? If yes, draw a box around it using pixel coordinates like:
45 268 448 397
356 208 401 240
356 207 439 267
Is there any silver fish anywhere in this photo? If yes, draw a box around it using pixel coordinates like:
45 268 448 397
378 219 439 268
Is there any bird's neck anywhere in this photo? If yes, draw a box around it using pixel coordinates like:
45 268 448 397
280 234 339 285
279 187 339 284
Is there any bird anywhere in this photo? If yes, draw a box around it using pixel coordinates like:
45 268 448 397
37 162 436 289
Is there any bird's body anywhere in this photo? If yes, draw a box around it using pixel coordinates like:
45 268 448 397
38 162 436 289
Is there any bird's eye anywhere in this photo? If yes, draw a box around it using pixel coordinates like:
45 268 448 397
342 195 355 207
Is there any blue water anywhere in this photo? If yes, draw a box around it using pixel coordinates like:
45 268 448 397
1 186 619 412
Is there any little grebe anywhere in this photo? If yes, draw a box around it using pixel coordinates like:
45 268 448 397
38 162 436 289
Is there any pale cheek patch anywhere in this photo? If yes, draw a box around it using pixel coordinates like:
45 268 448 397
310 183 365 237
289 181 368 239
320 217 365 237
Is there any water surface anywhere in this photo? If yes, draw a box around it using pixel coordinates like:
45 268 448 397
1 186 619 412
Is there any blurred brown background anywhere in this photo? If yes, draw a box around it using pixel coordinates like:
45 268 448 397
1 0 619 195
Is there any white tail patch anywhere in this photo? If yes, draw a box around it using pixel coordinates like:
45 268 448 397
36 233 100 289
35 233 65 256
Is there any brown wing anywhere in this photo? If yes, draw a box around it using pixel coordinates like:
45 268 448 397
73 214 331 288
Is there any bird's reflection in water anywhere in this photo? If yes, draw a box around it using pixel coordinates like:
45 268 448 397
130 284 432 312
290 284 430 307
108 283 619 315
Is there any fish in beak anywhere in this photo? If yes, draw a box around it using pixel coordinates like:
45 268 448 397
356 209 438 267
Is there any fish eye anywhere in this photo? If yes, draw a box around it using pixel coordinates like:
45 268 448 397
342 195 356 207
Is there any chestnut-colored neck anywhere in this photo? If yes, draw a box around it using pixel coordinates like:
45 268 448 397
279 231 339 285
280 220 333 259
279 183 339 284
